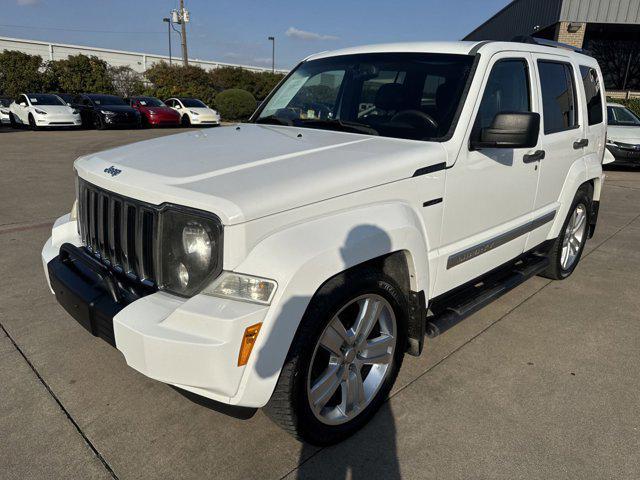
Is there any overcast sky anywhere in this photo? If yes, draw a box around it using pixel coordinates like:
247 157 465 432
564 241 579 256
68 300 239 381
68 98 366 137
0 0 510 69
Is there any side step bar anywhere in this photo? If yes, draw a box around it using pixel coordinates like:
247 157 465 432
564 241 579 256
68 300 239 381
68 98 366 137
426 254 550 338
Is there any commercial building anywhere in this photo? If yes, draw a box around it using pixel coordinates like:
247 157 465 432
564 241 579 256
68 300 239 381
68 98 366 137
0 36 287 74
464 0 640 91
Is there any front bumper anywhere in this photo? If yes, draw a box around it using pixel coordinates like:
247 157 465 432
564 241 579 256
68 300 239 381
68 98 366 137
607 144 640 164
42 215 269 406
191 115 220 125
35 115 82 127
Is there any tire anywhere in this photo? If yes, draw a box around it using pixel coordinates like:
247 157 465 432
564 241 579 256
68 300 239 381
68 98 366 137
264 268 408 445
181 114 191 127
9 113 18 129
94 114 106 130
28 114 38 130
541 186 591 280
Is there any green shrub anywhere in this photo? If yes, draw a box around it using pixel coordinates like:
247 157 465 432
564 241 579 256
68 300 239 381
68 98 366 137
0 50 48 98
215 88 257 121
144 62 219 107
47 55 114 94
209 67 284 100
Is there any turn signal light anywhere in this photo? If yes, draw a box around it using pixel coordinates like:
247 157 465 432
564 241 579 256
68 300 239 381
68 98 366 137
238 323 262 366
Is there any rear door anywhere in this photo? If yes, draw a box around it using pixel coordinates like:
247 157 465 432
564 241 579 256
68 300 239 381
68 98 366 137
526 55 586 249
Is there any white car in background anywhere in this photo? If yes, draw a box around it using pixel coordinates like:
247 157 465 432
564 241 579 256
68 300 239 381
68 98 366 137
9 93 81 129
0 97 11 125
606 102 640 166
165 97 220 127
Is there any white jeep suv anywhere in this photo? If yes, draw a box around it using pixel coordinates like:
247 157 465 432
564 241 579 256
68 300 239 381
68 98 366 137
42 39 606 445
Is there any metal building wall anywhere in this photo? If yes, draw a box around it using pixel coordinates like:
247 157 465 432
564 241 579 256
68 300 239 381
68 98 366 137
464 0 562 41
560 0 640 23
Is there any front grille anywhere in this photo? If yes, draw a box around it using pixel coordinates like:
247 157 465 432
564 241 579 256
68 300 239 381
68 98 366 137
77 180 158 286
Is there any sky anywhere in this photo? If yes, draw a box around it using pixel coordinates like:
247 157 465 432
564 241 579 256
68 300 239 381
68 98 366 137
0 0 510 69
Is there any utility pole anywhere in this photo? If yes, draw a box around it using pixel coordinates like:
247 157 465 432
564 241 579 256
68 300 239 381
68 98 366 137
162 18 172 65
268 36 275 73
179 0 189 66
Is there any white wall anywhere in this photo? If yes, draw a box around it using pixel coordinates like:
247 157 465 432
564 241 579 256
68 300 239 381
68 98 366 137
0 36 287 74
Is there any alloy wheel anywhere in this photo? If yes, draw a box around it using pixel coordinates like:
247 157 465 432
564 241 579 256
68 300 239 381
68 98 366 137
561 203 587 270
307 294 397 425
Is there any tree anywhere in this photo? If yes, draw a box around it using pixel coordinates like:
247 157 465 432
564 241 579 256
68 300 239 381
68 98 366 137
209 67 284 100
215 88 257 121
588 39 640 90
108 66 145 97
0 50 47 98
144 62 220 107
47 55 115 94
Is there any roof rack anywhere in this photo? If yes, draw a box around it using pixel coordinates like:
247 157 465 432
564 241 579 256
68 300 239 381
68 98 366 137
511 36 592 56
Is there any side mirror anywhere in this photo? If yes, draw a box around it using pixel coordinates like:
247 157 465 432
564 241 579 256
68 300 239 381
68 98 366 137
470 112 540 150
19 102 27 107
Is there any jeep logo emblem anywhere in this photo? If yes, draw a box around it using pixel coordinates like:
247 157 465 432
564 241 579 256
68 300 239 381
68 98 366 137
104 166 122 177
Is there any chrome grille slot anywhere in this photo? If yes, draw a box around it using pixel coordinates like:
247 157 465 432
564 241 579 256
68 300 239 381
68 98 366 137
78 180 158 286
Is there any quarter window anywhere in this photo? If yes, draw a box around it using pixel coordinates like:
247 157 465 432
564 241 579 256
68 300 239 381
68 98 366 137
538 61 578 134
579 66 603 125
473 59 531 138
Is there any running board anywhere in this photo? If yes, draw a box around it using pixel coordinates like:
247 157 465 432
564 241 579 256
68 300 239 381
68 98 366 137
425 254 550 338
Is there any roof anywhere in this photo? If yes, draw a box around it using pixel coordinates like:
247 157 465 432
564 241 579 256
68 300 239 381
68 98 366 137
304 40 596 63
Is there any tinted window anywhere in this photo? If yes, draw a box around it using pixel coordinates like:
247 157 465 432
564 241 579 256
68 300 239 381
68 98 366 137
474 59 531 137
579 66 603 125
134 97 165 107
27 94 65 106
0 98 10 107
538 61 578 134
181 98 206 108
87 95 126 106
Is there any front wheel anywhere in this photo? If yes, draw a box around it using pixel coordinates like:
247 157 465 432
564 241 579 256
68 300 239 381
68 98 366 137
28 114 39 130
265 269 407 445
181 114 191 127
9 113 18 129
541 187 591 280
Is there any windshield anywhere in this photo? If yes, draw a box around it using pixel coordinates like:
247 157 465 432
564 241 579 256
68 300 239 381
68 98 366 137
135 97 165 107
608 106 640 126
0 98 10 107
28 94 65 106
181 98 206 108
254 52 475 141
89 95 127 106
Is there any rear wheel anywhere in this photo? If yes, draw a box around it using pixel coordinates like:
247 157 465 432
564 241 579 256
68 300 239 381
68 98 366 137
181 114 191 127
265 269 407 445
541 186 591 280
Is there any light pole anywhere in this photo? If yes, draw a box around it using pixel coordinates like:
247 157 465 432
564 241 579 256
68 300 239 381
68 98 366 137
162 17 172 65
268 36 275 73
179 0 189 66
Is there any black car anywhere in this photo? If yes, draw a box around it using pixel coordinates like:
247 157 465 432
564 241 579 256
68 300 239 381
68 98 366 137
71 94 141 129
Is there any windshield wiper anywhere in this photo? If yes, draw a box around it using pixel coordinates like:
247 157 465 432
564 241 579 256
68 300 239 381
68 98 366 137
299 119 379 136
255 115 293 126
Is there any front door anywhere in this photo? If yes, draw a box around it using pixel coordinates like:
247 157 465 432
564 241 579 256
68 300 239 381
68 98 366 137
433 52 541 296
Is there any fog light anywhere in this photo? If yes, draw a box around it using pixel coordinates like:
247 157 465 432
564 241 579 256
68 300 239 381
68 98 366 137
178 262 189 288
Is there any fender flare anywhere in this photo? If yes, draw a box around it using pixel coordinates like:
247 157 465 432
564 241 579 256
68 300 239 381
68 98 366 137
231 202 431 407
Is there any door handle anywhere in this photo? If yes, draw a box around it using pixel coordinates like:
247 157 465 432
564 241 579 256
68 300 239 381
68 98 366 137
573 138 589 149
523 150 545 163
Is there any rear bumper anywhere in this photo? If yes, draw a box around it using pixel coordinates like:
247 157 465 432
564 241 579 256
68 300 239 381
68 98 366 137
42 215 270 406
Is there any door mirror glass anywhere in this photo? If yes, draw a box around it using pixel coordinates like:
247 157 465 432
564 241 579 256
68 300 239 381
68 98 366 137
470 112 540 149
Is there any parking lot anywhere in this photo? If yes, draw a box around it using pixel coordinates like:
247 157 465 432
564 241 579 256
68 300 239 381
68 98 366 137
1 127 639 479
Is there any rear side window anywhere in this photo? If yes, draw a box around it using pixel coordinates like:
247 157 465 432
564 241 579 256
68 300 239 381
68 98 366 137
579 66 603 125
538 61 578 134
473 59 531 137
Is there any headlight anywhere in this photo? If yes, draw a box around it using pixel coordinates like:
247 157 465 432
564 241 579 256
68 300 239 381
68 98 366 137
190 110 200 116
34 108 47 115
0 109 9 115
204 272 277 305
71 109 79 115
159 208 223 297
100 110 116 116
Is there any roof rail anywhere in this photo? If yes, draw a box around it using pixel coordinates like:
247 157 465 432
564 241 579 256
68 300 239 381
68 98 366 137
511 36 592 56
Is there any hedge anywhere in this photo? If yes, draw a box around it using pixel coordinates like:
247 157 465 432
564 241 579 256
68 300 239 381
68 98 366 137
215 89 257 121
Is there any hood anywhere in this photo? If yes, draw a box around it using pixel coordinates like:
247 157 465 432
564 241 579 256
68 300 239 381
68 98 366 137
96 105 136 113
34 105 75 115
74 124 447 225
608 125 640 143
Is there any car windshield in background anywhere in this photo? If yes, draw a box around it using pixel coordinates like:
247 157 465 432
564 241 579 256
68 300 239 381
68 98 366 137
608 106 640 126
255 52 475 141
136 97 165 107
89 95 127 106
28 94 65 106
0 98 11 107
180 98 207 108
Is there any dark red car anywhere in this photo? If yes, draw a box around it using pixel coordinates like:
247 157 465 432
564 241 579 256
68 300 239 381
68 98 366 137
128 96 181 127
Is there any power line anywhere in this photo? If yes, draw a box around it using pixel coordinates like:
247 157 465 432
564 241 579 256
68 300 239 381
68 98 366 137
0 24 164 35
